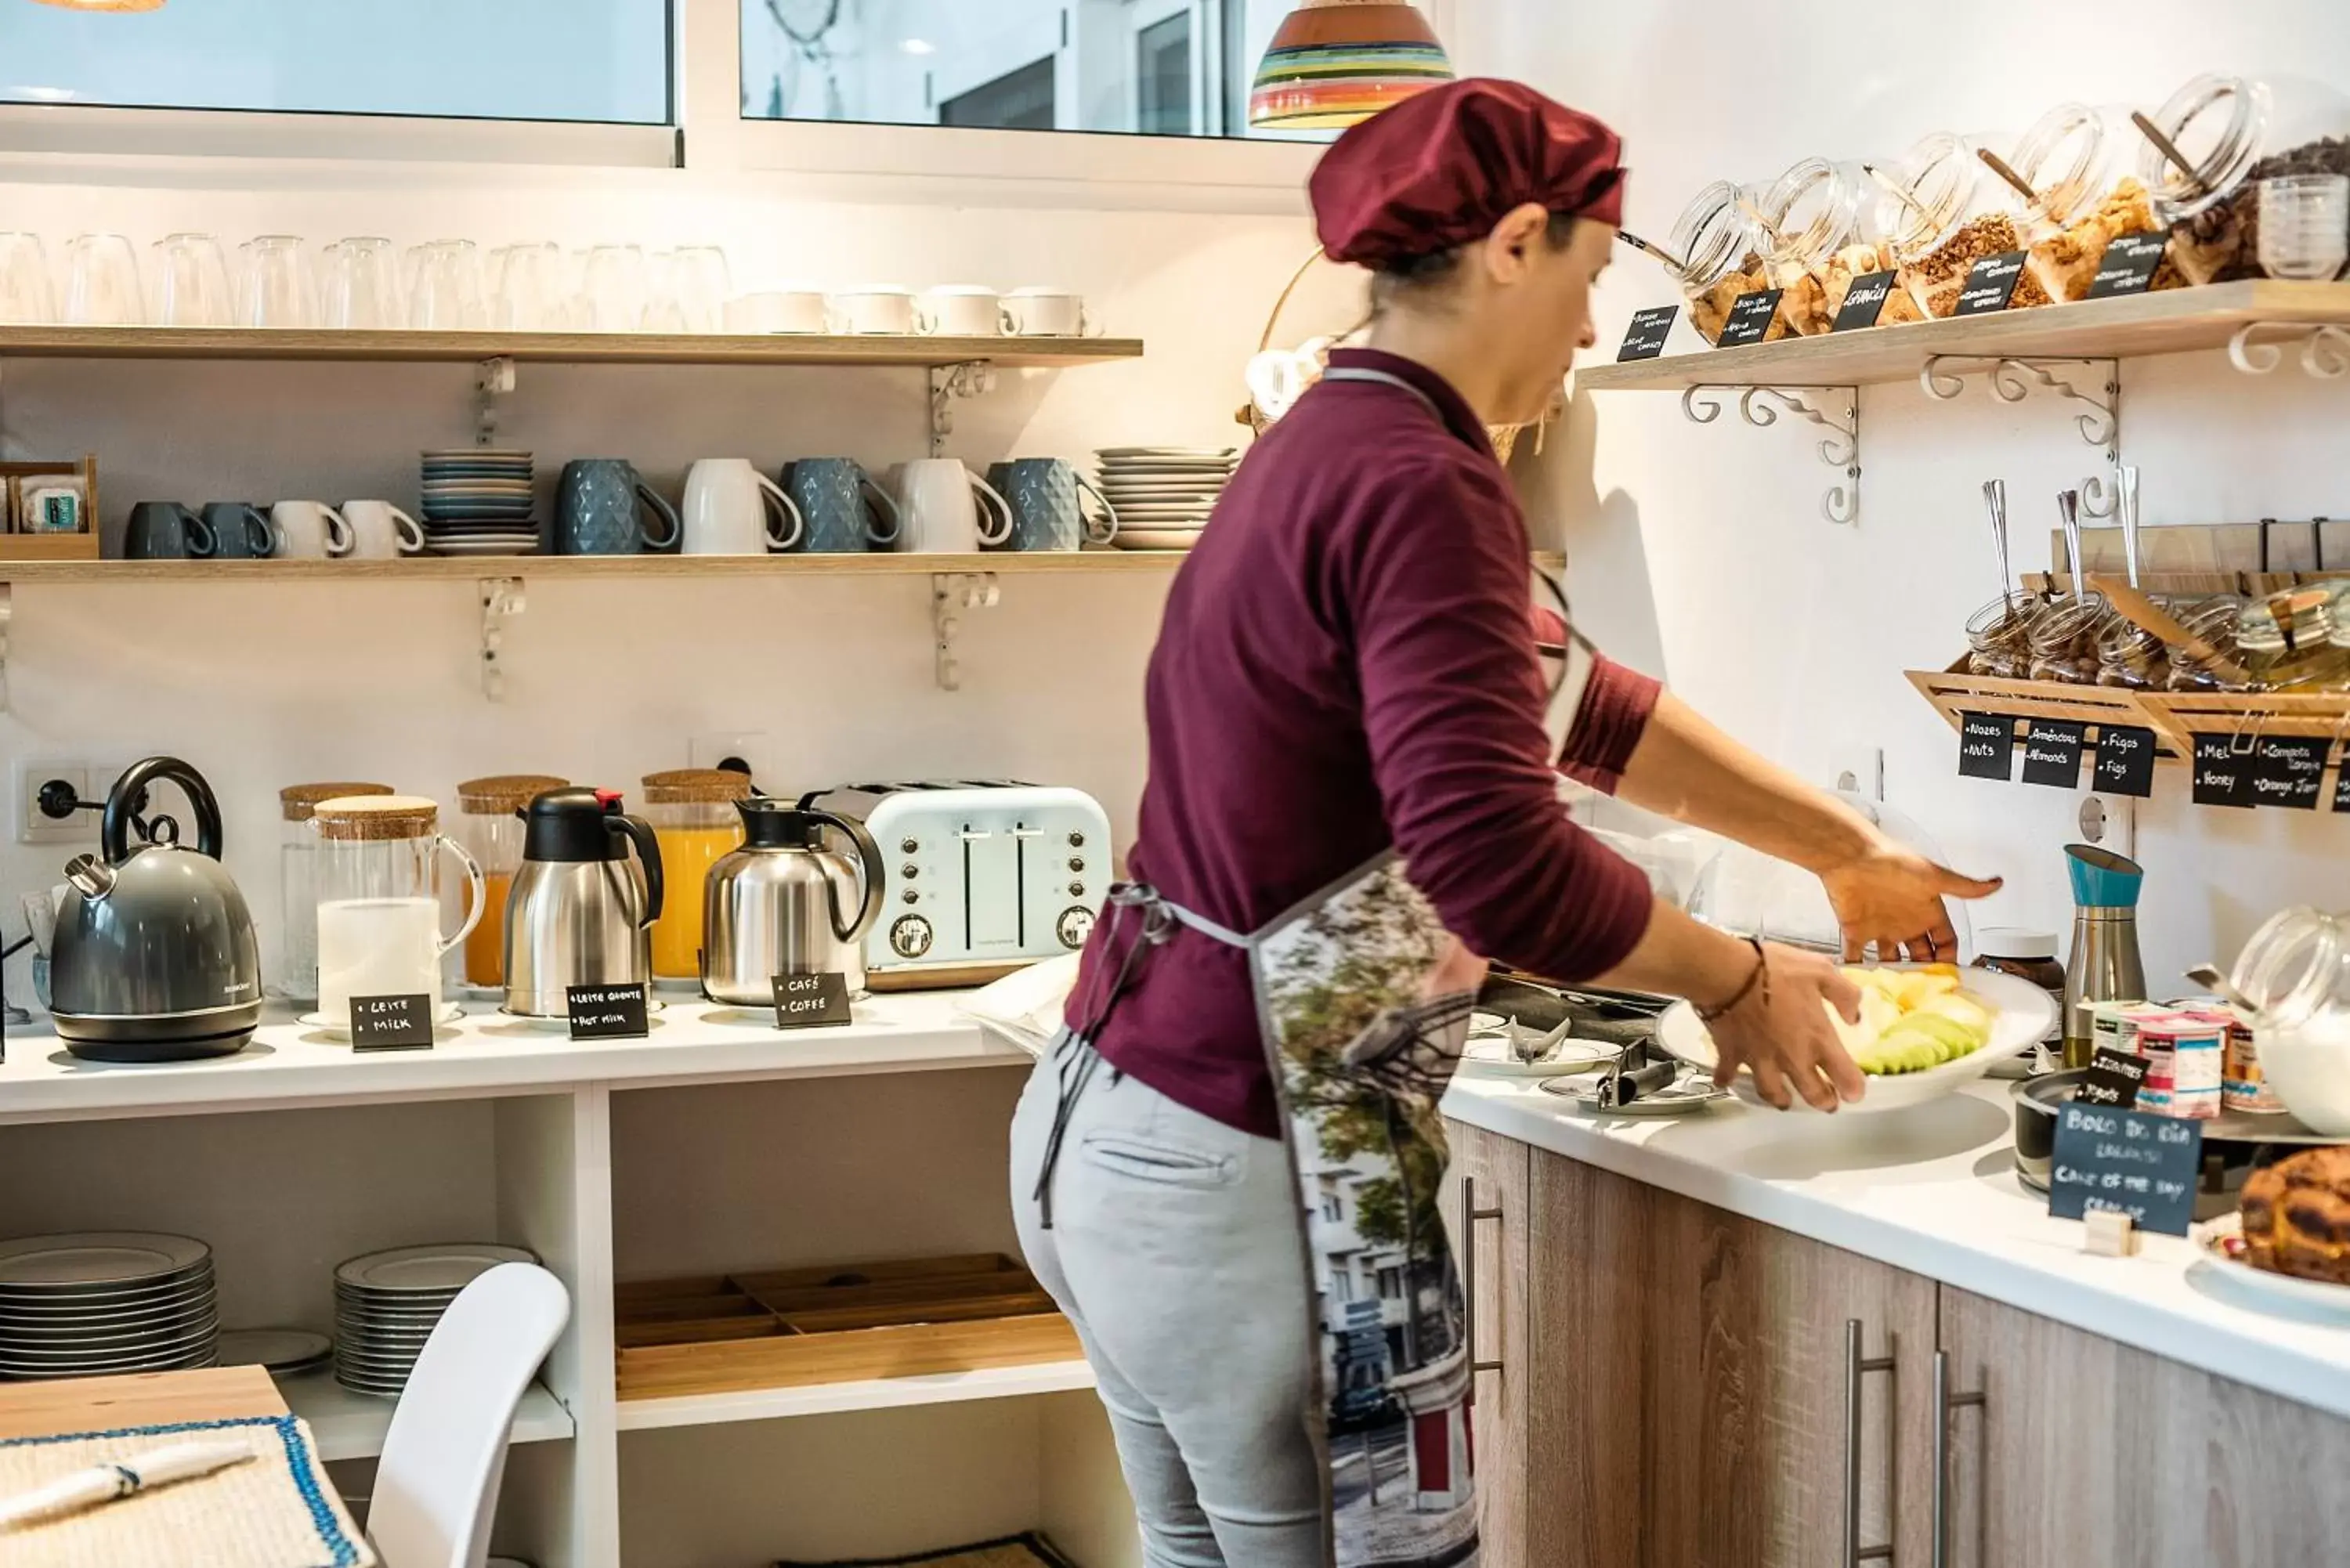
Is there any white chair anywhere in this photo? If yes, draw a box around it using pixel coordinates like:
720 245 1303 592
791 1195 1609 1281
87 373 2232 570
367 1262 570 1568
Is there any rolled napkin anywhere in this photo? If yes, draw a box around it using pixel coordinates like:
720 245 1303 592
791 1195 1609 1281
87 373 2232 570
0 1439 254 1531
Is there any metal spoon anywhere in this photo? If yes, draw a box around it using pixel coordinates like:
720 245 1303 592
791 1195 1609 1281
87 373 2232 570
2184 962 2258 1014
1983 479 2012 597
2117 464 2143 590
2057 489 2086 598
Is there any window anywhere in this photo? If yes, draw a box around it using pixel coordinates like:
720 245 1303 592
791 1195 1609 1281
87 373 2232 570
1135 13 1191 137
1322 1193 1343 1223
941 57 1056 132
0 0 672 123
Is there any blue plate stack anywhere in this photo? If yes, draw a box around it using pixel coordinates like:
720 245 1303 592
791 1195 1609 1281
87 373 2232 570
419 449 541 556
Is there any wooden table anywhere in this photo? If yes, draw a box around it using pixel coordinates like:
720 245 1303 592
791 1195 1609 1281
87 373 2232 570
0 1365 285 1441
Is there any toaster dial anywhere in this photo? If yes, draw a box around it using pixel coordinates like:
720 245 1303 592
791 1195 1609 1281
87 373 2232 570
1056 905 1096 950
889 914 935 959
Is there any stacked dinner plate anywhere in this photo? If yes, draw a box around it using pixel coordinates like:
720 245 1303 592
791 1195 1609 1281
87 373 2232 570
0 1232 219 1380
334 1242 537 1396
420 448 541 556
1096 446 1238 551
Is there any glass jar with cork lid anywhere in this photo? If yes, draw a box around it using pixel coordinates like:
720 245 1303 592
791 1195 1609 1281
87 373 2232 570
277 780 392 1004
455 774 569 990
1661 179 1783 345
309 796 484 1031
642 768 753 982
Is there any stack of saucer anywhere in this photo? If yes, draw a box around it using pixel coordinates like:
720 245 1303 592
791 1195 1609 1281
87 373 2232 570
420 449 540 556
0 1232 219 1379
334 1241 537 1396
1096 446 1238 551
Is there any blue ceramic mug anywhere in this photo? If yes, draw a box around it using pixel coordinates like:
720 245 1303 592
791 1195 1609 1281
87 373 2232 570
124 501 216 561
558 460 682 556
199 502 277 560
986 458 1118 552
782 458 902 553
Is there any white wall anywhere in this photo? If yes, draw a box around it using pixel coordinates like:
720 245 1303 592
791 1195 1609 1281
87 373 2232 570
1477 3 2350 988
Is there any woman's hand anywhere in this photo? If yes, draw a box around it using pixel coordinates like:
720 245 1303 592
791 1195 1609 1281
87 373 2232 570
1707 942 1867 1111
1817 836 2003 963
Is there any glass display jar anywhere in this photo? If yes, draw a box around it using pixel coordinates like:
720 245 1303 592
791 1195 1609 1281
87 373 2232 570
2165 596 2252 691
1663 179 1783 345
2008 101 2175 302
2026 597 2110 684
2138 74 2274 284
1965 591 2044 678
310 796 484 1029
1875 132 2051 318
277 779 392 1003
1756 158 1873 336
2095 613 2171 689
642 768 752 982
2237 588 2350 689
454 773 569 989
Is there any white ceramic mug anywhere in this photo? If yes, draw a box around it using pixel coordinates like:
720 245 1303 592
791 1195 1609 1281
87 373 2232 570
270 500 354 559
830 287 917 335
682 458 805 555
918 286 1003 338
897 459 1013 553
1003 287 1094 337
725 288 830 334
342 500 427 559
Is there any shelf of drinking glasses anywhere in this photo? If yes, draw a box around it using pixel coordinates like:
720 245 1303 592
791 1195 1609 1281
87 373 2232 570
0 325 1144 368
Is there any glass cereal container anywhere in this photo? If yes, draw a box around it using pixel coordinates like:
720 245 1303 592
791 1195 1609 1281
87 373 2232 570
1662 179 1782 345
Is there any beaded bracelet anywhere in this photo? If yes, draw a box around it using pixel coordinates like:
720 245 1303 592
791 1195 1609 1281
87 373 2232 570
1697 935 1769 1024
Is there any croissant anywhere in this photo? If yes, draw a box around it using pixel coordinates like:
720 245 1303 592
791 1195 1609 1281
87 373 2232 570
2240 1147 2350 1286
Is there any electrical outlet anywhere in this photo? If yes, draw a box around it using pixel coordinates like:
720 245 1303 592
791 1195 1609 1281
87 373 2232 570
1830 745 1885 801
16 761 92 846
2077 793 2138 860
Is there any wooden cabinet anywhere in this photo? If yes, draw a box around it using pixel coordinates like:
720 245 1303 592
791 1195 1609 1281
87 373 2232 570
1445 1118 1529 1568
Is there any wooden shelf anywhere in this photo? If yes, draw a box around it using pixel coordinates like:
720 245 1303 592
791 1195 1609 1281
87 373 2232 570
614 1358 1095 1431
281 1370 573 1462
1579 280 2350 391
0 550 1188 583
0 325 1144 369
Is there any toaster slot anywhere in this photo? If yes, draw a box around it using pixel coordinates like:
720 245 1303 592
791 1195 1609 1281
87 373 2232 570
960 826 1021 952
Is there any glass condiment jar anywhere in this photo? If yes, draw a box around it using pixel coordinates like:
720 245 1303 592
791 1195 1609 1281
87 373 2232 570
1756 158 1871 336
2007 101 2174 302
277 780 392 1003
642 768 752 981
2138 73 2274 284
2237 588 2350 689
1663 179 1784 345
1965 591 2044 678
310 796 484 1029
2164 595 2251 691
455 773 569 989
1874 132 2051 319
1975 927 2066 1062
2026 596 2110 684
2095 612 2171 689
2229 906 2350 1129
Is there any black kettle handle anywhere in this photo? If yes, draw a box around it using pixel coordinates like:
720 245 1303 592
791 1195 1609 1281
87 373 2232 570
103 757 222 864
809 807 885 943
609 812 665 929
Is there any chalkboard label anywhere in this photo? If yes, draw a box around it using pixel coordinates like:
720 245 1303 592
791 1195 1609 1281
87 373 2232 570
1716 288 1783 348
1958 712 2017 781
349 993 435 1053
1831 270 1898 331
567 982 649 1041
2092 724 2158 798
2251 735 2329 811
1617 305 1678 361
2190 734 2258 808
2019 719 2087 789
1954 251 2028 316
2048 1101 2203 1237
2085 231 2169 299
2077 1046 2149 1110
772 972 855 1030
2334 761 2350 815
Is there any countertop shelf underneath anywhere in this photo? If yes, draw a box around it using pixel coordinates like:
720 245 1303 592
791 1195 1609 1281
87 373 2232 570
614 1359 1096 1431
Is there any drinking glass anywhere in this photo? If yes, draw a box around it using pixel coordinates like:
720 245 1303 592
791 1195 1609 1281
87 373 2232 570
2258 174 2350 280
407 238 486 330
580 244 647 331
62 233 144 325
320 237 403 329
149 233 234 327
665 244 731 334
237 234 316 327
490 241 569 331
0 233 54 325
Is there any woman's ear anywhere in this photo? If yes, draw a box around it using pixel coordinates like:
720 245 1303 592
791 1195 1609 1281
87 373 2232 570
1480 202 1556 284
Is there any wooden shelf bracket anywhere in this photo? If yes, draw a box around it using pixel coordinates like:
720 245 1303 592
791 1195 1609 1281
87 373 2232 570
1921 356 2122 515
928 361 996 457
1679 384 1861 526
479 576 526 703
2227 321 2350 380
931 571 999 692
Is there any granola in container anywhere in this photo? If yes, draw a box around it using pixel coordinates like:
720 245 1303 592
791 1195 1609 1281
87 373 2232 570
1875 133 2054 318
2003 103 2169 302
1663 180 1789 344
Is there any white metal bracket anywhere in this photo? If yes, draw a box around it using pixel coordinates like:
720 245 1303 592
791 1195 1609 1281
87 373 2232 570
479 576 526 702
0 581 12 714
1680 385 1860 526
928 361 996 457
2227 322 2350 380
1921 356 2123 515
931 571 999 692
475 356 517 447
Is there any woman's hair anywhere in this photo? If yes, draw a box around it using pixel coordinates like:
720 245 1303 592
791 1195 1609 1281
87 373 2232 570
1368 210 1584 314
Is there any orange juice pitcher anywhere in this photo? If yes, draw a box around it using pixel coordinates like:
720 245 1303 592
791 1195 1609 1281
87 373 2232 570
456 774 569 989
642 768 752 981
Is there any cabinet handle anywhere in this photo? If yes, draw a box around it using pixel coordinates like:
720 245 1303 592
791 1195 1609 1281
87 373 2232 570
1932 1349 1987 1568
1459 1176 1506 1405
1843 1318 1896 1567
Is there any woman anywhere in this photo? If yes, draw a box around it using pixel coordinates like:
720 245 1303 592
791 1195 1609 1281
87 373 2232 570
1010 80 1998 1568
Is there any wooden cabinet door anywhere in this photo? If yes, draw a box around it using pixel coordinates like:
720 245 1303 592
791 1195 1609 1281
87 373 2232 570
1937 1286 2350 1568
1445 1120 1529 1568
1524 1153 1937 1568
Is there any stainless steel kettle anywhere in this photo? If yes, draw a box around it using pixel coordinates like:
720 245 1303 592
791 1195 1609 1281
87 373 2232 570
49 757 262 1062
503 788 664 1018
702 800 885 1003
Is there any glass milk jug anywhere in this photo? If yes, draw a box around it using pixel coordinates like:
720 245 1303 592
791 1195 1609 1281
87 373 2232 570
277 780 392 1003
311 795 485 1028
455 774 569 990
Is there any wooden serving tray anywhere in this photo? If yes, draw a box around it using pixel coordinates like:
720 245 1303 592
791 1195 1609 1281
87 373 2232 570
615 1252 1080 1400
1907 657 2193 760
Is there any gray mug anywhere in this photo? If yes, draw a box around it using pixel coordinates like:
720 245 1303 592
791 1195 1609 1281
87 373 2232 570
782 458 901 553
200 502 276 560
986 458 1118 552
558 460 682 556
125 501 217 561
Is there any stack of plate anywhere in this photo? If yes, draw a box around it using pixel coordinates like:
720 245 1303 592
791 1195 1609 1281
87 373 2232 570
334 1242 537 1396
1096 446 1238 551
0 1232 219 1379
419 449 541 557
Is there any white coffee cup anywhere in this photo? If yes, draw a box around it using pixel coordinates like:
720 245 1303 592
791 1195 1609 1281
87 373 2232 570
830 287 918 334
727 287 830 334
270 500 354 559
342 500 427 559
682 458 804 555
918 286 1003 338
1003 287 1093 337
897 459 1013 553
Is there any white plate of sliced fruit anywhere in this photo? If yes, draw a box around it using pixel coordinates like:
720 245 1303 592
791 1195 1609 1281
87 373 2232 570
1654 962 2058 1115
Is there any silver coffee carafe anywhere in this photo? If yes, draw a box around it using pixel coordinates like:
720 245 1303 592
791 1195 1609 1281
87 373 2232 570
702 800 885 1004
504 788 664 1018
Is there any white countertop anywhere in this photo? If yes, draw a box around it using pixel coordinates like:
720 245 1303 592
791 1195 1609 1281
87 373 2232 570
0 990 1025 1123
1441 1071 2350 1423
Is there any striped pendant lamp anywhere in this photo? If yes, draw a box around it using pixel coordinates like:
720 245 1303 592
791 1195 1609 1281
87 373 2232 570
31 0 168 9
1249 0 1455 131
